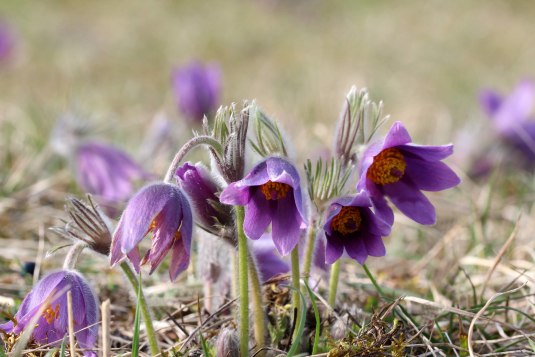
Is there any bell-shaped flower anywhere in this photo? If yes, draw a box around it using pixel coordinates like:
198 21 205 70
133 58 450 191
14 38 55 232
323 192 391 264
176 162 233 234
250 233 290 282
480 80 535 162
110 183 193 281
171 61 221 124
220 157 307 256
357 121 460 225
0 270 99 356
74 141 152 216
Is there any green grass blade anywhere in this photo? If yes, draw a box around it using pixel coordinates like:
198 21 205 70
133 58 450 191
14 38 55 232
60 336 66 357
287 287 307 357
131 273 142 357
199 330 212 357
304 281 321 355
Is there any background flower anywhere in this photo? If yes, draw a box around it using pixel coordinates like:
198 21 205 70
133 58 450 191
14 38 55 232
220 157 307 255
0 19 14 62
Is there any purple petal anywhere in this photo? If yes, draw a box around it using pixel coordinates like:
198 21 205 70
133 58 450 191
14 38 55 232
343 234 368 264
494 80 535 132
169 239 190 281
325 232 344 265
383 121 412 149
250 234 290 282
271 195 302 255
405 157 461 191
382 179 436 225
243 190 273 240
219 183 251 205
370 195 395 226
363 234 386 257
398 143 454 161
479 89 502 117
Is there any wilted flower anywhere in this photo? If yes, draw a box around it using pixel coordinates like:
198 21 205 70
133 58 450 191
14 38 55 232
358 121 460 225
172 61 221 124
110 183 193 281
0 20 14 62
250 233 290 282
176 162 233 238
0 270 99 356
323 192 391 264
220 157 307 256
74 141 152 216
480 80 535 161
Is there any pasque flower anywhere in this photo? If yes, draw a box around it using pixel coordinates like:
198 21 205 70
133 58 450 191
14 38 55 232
110 183 193 281
480 80 535 161
323 192 391 264
172 61 221 124
74 141 152 216
0 20 14 62
250 233 290 282
357 121 460 225
220 157 307 256
0 270 99 356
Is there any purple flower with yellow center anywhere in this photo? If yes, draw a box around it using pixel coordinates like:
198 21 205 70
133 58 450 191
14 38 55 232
480 80 535 161
74 141 152 216
110 183 193 281
0 270 99 356
357 121 460 225
220 157 307 256
323 192 391 264
171 61 221 124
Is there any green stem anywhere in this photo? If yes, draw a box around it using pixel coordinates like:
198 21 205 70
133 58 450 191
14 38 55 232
248 254 266 354
302 221 317 280
290 246 301 312
236 206 249 357
120 262 160 356
362 263 386 298
328 260 340 307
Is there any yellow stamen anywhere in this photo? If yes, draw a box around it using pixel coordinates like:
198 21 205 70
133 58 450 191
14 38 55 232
42 304 60 324
331 206 362 235
367 148 407 185
259 181 291 200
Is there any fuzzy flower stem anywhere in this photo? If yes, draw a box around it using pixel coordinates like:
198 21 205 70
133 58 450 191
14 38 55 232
248 254 266 354
301 221 317 281
328 260 340 307
120 262 160 355
62 242 87 270
291 246 301 312
236 206 250 357
362 263 386 298
163 135 223 183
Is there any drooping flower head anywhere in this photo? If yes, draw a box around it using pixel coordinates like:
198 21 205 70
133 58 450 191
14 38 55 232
0 270 99 356
358 121 460 225
171 61 221 124
0 19 14 62
176 162 233 235
110 183 193 281
74 141 152 217
323 192 391 264
220 157 307 256
480 80 535 161
250 233 290 282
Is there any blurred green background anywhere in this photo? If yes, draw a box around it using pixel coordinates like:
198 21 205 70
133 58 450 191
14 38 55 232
1 0 535 161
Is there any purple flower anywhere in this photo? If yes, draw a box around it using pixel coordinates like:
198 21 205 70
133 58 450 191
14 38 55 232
323 192 391 264
480 80 535 161
0 20 14 62
74 141 152 216
171 61 221 124
0 270 99 356
176 162 232 231
110 183 193 281
250 233 290 282
357 121 460 225
220 157 307 256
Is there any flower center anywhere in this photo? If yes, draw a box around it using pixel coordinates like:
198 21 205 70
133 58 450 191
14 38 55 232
331 206 362 235
42 304 60 324
367 148 407 185
259 181 291 200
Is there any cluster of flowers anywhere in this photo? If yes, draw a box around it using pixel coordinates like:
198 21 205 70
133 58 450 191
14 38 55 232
1 84 460 355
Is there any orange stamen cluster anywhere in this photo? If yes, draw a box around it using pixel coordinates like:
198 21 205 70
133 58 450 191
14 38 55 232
259 180 291 200
42 304 60 324
367 148 407 185
331 206 362 235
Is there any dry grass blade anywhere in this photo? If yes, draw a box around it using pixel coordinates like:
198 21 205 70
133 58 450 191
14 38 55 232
67 291 76 357
102 299 111 357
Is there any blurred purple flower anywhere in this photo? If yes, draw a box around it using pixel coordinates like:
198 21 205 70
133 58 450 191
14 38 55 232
250 233 290 282
110 183 193 281
323 192 391 264
0 20 14 62
75 141 152 216
357 121 460 225
176 162 232 231
480 80 535 161
172 61 221 124
220 157 307 256
0 270 99 356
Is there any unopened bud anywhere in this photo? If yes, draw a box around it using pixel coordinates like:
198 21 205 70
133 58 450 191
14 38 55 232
215 328 239 357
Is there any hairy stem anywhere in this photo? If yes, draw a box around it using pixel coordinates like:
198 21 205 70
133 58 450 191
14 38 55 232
328 260 340 307
291 246 301 312
236 206 249 357
120 262 160 355
248 254 266 355
62 242 87 270
163 135 223 183
302 221 317 280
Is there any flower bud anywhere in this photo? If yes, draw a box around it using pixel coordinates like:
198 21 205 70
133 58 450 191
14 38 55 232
215 328 239 357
